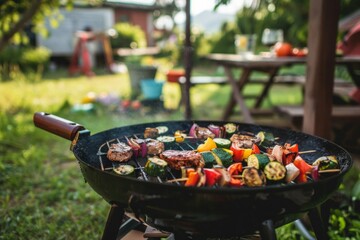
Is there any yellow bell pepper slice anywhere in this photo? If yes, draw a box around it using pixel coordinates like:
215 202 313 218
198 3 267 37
197 137 217 152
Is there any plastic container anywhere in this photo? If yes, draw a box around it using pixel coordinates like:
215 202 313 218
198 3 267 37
166 69 185 83
140 79 164 100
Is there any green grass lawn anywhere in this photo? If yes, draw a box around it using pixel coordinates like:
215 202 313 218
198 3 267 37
0 63 358 239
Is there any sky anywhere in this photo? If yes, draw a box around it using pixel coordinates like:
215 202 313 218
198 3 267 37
173 0 245 24
190 0 245 15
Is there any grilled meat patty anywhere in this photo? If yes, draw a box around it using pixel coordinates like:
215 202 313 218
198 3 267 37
107 142 133 162
230 134 260 148
146 139 165 155
160 150 204 170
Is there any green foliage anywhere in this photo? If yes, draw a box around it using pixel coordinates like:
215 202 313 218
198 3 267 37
0 46 51 81
209 22 237 54
110 22 147 49
328 207 360 239
0 0 64 50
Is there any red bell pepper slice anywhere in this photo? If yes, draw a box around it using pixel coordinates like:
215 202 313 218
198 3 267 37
296 173 308 183
230 143 244 162
252 144 261 154
293 156 313 174
227 163 243 176
285 143 299 153
229 177 243 187
185 171 200 186
282 149 297 166
203 168 221 186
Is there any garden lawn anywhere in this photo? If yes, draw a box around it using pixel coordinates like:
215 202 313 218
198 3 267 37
0 64 358 239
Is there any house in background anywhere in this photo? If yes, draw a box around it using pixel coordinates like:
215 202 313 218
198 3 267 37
37 0 158 58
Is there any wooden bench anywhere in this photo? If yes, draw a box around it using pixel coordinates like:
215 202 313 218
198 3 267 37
275 105 360 129
177 75 306 103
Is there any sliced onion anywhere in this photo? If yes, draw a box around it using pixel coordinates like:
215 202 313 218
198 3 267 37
127 138 140 157
140 140 147 158
208 124 221 138
311 165 319 181
189 123 199 138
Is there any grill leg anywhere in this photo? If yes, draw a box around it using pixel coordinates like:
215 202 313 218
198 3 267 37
259 219 277 240
101 204 124 240
308 207 329 240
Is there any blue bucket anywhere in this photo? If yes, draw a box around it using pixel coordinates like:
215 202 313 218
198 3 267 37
140 79 164 100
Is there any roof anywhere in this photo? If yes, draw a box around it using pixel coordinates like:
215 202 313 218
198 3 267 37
104 0 158 10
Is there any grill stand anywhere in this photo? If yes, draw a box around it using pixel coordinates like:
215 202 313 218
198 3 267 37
100 205 330 240
101 205 124 240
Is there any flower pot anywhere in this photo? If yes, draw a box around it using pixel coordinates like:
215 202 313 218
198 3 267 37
126 64 158 99
166 69 185 83
140 79 164 100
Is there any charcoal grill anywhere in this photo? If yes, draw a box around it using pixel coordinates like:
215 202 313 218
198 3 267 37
33 112 353 240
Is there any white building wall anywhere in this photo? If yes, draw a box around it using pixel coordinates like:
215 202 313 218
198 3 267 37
37 8 114 56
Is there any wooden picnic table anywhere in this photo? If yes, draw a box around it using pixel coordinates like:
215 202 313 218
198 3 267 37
206 53 360 123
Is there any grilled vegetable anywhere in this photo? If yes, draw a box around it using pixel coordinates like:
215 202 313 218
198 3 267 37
213 138 231 149
156 136 175 148
264 161 286 182
212 148 233 167
185 171 200 186
224 123 237 137
242 167 266 187
284 143 299 153
197 137 217 152
312 155 339 170
247 154 270 170
174 130 186 143
144 157 168 177
252 144 261 154
157 136 175 143
227 163 243 176
285 163 300 183
214 166 231 186
256 131 275 146
204 168 222 186
230 142 252 162
156 126 169 134
271 145 285 163
282 149 297 166
201 151 217 168
293 156 313 174
197 168 206 187
144 127 159 138
229 177 243 187
113 164 135 176
208 124 225 138
293 156 313 183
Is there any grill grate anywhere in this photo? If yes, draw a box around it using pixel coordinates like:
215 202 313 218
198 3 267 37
96 133 204 185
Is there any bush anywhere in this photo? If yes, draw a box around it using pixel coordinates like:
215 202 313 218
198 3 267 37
110 22 147 49
0 46 51 81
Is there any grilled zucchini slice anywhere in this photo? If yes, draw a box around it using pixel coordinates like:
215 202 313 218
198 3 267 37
144 157 168 177
113 165 135 176
264 161 286 183
242 167 266 187
247 154 270 170
213 138 232 149
212 148 233 168
201 151 217 168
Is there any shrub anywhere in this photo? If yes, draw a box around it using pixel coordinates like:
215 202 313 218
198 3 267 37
110 22 147 49
0 46 51 81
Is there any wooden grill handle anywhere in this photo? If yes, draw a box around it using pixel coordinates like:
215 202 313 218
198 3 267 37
33 112 85 141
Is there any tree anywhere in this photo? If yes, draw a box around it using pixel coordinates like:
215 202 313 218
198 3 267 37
0 1 64 51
